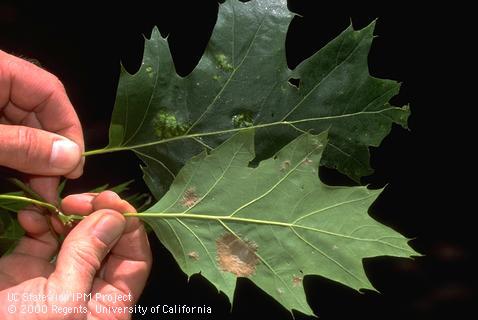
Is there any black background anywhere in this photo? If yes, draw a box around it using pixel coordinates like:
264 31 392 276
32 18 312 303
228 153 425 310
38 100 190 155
0 1 474 319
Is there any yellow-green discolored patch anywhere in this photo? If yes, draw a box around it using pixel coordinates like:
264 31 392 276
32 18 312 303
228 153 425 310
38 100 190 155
215 53 234 72
231 111 254 128
152 109 190 140
145 66 154 78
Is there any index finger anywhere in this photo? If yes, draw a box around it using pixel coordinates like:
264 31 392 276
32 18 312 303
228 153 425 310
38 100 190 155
0 50 84 178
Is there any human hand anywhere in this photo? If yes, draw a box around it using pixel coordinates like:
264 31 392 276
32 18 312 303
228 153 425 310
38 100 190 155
0 191 152 320
0 50 84 203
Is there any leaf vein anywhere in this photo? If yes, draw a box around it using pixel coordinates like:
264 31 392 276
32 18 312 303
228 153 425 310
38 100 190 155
290 226 367 286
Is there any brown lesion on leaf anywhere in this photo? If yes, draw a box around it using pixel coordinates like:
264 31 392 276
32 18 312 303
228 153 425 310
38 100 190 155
216 233 259 277
280 160 291 172
292 275 303 287
187 251 200 261
180 187 199 208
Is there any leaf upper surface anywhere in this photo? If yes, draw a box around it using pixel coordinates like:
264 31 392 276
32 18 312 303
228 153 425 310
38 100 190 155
106 0 409 196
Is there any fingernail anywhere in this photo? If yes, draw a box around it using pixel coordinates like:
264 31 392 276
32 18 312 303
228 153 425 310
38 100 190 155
92 213 125 245
50 139 80 171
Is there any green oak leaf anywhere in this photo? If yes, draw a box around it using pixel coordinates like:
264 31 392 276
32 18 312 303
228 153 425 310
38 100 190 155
86 180 152 210
87 180 134 194
0 194 24 255
141 130 417 316
100 0 409 197
0 214 23 256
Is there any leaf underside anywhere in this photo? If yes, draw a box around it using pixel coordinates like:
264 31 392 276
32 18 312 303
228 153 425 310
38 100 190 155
106 0 410 198
143 130 417 316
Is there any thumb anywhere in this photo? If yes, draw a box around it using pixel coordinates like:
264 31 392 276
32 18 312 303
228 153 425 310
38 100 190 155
0 124 81 175
49 210 126 294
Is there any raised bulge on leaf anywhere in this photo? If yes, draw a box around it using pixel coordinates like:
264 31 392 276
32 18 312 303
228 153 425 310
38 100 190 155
105 0 410 198
142 130 418 316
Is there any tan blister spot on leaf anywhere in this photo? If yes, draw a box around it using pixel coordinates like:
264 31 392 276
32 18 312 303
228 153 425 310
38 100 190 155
280 160 291 172
292 275 303 287
181 187 199 208
188 251 200 261
302 158 313 165
216 233 259 277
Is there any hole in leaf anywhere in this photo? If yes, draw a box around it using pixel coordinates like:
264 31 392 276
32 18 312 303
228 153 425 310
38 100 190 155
288 77 301 89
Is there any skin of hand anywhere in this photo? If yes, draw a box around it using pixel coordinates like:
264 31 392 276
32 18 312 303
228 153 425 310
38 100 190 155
0 51 152 319
0 191 152 320
0 49 84 206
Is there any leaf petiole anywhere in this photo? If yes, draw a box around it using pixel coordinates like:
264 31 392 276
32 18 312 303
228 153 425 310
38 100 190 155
0 194 59 214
